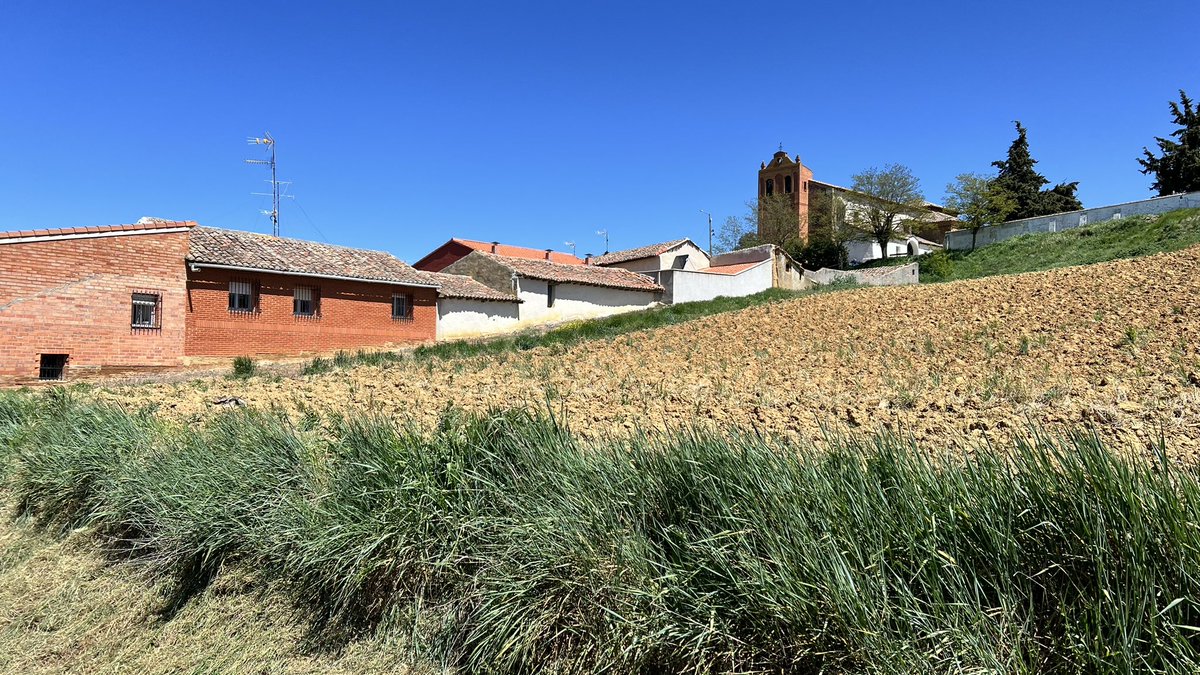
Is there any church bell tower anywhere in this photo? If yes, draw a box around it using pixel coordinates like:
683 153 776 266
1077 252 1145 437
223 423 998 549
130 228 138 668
758 148 814 241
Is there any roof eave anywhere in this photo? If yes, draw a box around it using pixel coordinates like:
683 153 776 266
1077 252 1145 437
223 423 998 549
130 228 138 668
186 260 442 289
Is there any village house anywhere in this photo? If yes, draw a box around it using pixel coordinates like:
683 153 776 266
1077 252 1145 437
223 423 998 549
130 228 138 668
0 219 501 382
414 237 583 272
441 250 662 326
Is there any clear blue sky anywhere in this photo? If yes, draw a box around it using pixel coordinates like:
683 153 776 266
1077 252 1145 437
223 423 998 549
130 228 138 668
1 1 1196 261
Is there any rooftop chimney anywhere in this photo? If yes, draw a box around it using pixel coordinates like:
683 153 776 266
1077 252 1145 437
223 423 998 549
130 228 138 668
584 253 593 264
491 241 499 253
544 248 553 260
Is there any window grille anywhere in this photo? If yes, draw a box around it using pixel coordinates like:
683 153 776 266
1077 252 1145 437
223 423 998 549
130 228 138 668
39 354 67 381
294 286 318 317
229 280 256 313
131 292 161 329
392 293 413 320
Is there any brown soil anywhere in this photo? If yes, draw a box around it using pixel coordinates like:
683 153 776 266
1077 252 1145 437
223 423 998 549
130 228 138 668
100 246 1200 458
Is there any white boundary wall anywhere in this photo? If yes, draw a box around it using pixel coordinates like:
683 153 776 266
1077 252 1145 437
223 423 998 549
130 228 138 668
437 298 521 340
804 262 919 287
658 260 773 304
945 191 1200 251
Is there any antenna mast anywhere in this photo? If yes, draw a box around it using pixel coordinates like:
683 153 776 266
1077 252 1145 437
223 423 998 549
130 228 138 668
245 133 285 236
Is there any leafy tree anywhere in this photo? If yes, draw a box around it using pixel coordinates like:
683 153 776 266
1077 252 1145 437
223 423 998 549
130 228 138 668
713 194 801 254
943 173 1016 250
991 121 1082 219
790 233 848 270
845 163 927 261
1139 90 1200 196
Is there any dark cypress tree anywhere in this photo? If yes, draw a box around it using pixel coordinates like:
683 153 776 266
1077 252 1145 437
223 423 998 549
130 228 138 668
1139 90 1200 196
991 121 1082 220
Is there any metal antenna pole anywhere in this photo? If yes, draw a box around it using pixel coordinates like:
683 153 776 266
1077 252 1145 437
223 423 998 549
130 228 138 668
700 209 713 256
246 133 282 236
596 229 608 254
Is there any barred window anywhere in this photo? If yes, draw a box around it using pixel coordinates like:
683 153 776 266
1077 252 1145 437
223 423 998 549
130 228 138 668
391 293 413 320
131 292 161 329
229 280 255 312
294 286 318 317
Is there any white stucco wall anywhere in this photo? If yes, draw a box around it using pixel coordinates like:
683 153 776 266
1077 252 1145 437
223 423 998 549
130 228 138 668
603 241 710 273
943 191 1200 251
660 261 773 304
515 278 659 326
804 262 919 287
437 298 522 340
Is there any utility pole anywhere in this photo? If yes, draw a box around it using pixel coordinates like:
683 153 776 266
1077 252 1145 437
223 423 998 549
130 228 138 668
245 133 288 237
700 209 714 256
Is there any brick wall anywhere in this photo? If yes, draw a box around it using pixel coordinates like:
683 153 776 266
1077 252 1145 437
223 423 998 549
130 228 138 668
0 231 190 382
184 267 437 357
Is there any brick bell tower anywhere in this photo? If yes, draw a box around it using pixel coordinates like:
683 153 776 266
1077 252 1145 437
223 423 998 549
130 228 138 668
758 147 814 241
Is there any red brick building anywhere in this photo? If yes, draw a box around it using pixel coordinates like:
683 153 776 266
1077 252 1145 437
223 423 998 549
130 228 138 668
414 237 583 272
0 219 462 382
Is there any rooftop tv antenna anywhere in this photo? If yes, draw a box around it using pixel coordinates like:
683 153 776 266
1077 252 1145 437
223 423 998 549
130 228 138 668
596 229 609 254
245 133 291 236
564 241 576 256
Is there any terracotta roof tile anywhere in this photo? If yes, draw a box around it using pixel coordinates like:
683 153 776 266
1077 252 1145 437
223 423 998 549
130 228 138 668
477 251 662 292
423 271 517 302
590 239 691 266
702 261 764 275
454 238 585 265
0 220 198 241
187 227 438 287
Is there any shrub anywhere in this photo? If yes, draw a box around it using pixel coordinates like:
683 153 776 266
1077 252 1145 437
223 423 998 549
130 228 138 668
231 356 257 378
922 249 954 280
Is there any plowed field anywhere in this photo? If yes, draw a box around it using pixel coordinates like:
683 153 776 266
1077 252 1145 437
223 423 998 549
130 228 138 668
104 246 1200 456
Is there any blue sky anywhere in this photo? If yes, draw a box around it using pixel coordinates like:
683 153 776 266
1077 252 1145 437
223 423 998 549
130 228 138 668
1 1 1196 261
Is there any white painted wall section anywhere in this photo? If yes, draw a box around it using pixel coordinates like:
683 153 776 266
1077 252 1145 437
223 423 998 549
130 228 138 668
437 298 522 340
660 260 773 304
515 278 659 326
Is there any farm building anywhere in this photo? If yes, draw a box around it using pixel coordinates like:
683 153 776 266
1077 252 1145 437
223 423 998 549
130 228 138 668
414 237 583 272
441 250 662 326
0 219 461 382
592 239 809 304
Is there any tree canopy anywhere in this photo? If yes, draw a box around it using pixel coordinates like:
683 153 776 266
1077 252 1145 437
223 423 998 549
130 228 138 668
944 172 1016 250
991 121 1082 220
845 163 927 261
1139 90 1200 196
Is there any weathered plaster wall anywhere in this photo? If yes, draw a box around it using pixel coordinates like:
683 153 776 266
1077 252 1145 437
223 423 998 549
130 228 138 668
515 278 658 325
437 298 521 340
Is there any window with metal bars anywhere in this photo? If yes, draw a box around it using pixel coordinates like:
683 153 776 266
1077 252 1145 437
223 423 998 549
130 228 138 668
131 292 161 329
228 280 257 313
294 286 319 317
39 354 67 381
391 293 413 321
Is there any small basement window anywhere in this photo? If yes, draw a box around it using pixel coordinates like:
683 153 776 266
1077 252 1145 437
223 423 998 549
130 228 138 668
294 286 318 317
229 280 255 313
131 292 161 329
392 293 413 320
39 354 68 381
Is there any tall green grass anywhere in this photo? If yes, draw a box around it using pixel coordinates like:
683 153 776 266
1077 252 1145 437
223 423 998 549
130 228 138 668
2 389 1198 673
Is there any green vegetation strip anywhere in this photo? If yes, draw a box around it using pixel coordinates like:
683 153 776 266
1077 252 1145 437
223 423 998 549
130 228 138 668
2 389 1199 673
302 282 855 373
862 208 1200 283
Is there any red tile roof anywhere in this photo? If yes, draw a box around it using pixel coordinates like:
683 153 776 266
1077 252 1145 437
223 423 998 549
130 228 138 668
422 271 517 302
0 220 198 240
590 239 692 266
702 261 765 275
454 238 584 265
187 227 438 287
476 251 663 292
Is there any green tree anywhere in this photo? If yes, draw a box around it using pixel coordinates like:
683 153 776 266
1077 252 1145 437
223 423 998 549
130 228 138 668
943 173 1017 250
845 163 927 262
1139 90 1200 196
992 121 1082 219
713 193 801 254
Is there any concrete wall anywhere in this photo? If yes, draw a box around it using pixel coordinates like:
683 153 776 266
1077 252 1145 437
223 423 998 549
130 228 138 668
604 241 710 273
658 261 773 304
515 278 658 326
437 298 521 340
804 262 919 287
944 191 1200 251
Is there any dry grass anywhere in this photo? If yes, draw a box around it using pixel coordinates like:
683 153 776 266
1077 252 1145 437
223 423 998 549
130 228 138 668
0 519 431 674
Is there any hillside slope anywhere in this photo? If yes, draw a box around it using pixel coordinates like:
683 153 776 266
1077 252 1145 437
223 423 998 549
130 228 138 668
106 242 1200 457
